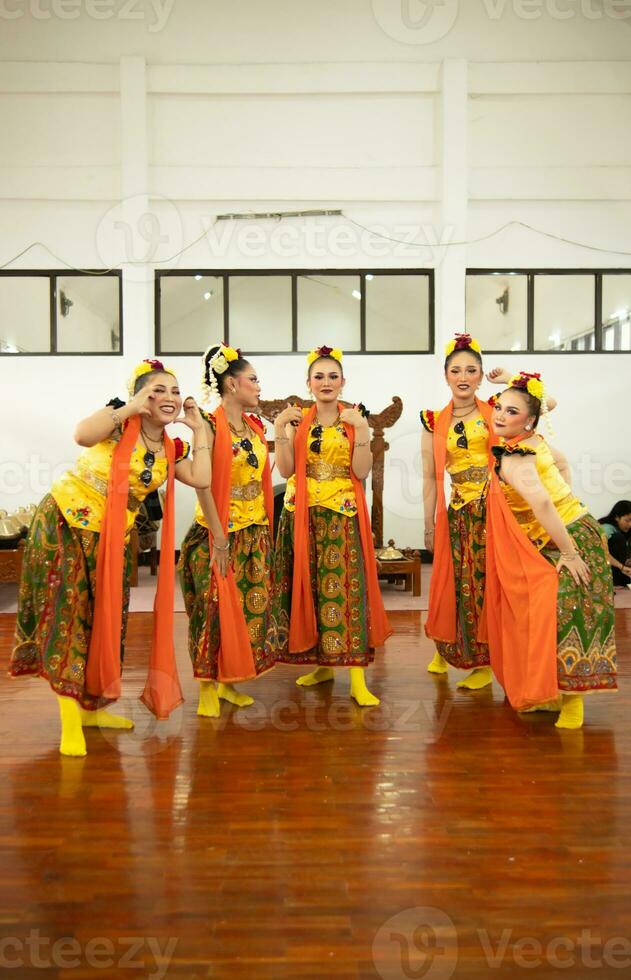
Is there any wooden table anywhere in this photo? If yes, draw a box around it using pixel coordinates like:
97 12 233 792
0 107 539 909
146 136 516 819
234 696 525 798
0 541 25 584
376 554 421 596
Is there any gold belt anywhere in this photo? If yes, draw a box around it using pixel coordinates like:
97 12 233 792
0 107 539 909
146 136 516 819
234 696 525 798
230 480 262 501
306 462 351 482
450 465 488 486
75 468 142 513
513 491 575 526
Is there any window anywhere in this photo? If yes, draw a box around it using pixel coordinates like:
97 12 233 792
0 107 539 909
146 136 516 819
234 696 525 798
0 271 122 355
156 270 433 355
466 270 631 353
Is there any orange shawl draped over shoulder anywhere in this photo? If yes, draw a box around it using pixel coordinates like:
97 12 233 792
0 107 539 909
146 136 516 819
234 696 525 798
288 403 391 654
86 414 183 719
425 397 496 643
209 405 274 682
479 442 559 710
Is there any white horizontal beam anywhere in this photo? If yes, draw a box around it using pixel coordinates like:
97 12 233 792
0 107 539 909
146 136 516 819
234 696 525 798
0 62 118 93
150 165 439 202
148 63 441 95
470 166 631 200
470 61 631 94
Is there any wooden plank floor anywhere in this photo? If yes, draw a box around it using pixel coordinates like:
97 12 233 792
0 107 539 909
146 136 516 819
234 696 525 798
0 610 629 980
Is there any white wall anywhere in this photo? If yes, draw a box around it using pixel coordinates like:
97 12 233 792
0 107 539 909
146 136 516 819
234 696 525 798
1 3 630 546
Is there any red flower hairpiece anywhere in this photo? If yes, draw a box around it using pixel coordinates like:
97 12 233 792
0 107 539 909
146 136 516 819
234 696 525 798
317 345 333 357
143 358 165 372
512 371 541 390
453 333 473 350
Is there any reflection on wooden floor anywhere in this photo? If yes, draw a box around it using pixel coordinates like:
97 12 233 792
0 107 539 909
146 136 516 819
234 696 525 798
0 610 629 979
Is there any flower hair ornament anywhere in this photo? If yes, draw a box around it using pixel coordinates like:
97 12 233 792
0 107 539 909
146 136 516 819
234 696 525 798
306 345 344 368
127 358 174 399
509 371 554 434
444 333 482 356
201 342 241 403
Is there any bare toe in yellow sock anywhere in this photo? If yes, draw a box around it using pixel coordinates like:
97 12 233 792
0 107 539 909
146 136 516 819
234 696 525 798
555 694 584 730
197 681 220 717
427 652 449 674
58 696 87 757
296 667 334 687
218 682 254 708
349 667 380 706
456 667 493 690
81 709 134 729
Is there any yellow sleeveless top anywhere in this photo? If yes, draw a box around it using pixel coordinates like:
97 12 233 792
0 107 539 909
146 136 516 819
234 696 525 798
421 408 490 510
494 436 586 550
195 417 268 533
51 435 189 536
284 412 357 516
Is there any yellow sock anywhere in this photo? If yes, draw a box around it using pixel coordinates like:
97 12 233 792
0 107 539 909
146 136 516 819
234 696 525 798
555 694 584 730
456 667 493 690
58 696 87 757
80 708 134 729
349 667 380 706
427 652 449 674
217 682 254 708
197 681 221 717
296 666 334 687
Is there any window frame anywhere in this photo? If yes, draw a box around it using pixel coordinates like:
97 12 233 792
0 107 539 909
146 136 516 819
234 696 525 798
0 269 123 357
155 268 435 356
466 268 631 354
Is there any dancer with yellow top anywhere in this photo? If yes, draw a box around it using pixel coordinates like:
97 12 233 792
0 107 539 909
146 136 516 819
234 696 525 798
268 345 391 705
10 359 210 756
421 334 518 689
483 371 617 730
179 344 276 718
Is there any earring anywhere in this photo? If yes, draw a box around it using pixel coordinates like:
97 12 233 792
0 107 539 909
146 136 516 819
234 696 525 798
524 424 532 431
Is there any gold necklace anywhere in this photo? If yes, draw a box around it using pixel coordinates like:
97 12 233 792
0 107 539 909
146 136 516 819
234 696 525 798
315 412 340 428
452 403 477 418
228 418 248 438
141 426 164 451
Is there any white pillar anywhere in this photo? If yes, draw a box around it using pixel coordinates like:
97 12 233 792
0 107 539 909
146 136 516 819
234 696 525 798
119 55 153 363
436 59 468 352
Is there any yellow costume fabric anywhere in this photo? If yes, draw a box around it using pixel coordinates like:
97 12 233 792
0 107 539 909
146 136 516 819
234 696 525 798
51 435 188 536
283 412 357 516
421 408 490 510
195 421 268 532
496 437 586 549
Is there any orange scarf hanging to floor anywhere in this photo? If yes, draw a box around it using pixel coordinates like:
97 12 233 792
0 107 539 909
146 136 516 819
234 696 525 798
86 415 183 719
289 403 391 654
425 397 496 643
209 406 274 682
479 446 559 711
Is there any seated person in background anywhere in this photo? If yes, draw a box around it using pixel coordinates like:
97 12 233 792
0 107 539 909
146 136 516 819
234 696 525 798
599 500 631 586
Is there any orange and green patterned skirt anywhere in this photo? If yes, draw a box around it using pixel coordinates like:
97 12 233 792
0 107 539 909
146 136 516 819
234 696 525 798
179 521 276 681
267 506 372 668
10 493 132 709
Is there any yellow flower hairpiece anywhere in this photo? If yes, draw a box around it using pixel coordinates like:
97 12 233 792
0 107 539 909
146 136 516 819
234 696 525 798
509 371 544 402
444 333 482 357
306 345 344 367
127 359 174 398
201 342 242 403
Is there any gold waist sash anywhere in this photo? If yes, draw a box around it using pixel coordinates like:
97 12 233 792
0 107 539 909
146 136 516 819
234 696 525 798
513 491 574 526
450 465 488 486
230 480 263 501
306 462 351 482
74 467 142 513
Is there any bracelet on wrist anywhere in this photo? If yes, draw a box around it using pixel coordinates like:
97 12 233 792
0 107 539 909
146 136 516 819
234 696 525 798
274 436 289 443
111 411 122 429
354 440 370 447
192 445 211 453
560 551 579 560
213 542 229 551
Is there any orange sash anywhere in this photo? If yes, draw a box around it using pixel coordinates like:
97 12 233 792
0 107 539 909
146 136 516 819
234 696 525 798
86 415 183 719
209 406 274 682
479 446 559 710
425 397 496 643
289 404 391 653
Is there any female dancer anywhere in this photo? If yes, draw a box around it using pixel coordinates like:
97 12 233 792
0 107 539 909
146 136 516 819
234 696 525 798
10 359 210 756
179 343 276 718
269 345 391 705
484 372 617 729
421 334 511 689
